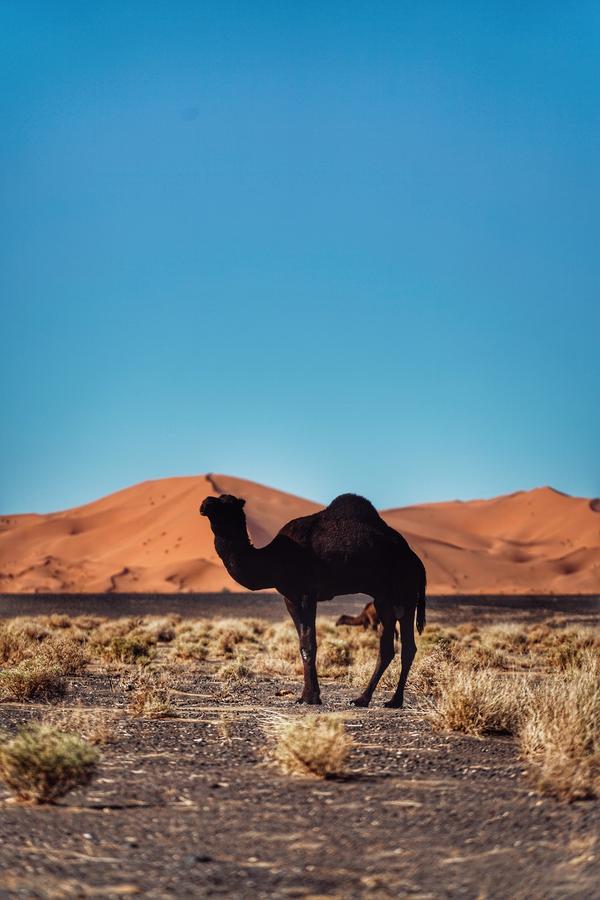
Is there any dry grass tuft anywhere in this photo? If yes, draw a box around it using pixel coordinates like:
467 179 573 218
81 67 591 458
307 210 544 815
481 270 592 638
96 635 156 665
0 660 66 702
0 623 87 674
171 633 210 661
218 711 235 743
38 635 88 674
428 664 526 737
318 637 353 677
124 671 174 718
0 625 36 665
408 644 453 700
273 714 352 778
217 658 254 684
0 724 98 803
519 652 599 800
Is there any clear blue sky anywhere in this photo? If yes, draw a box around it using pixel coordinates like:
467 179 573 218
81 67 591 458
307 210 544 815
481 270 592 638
2 2 599 513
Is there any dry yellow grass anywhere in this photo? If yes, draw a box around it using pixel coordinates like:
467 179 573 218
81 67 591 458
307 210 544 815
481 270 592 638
519 652 599 800
427 664 526 736
218 711 236 743
418 622 600 674
0 724 98 803
273 714 352 778
0 625 36 665
38 634 88 674
171 633 210 661
0 623 87 672
124 671 174 718
0 660 66 702
94 634 156 665
217 658 254 684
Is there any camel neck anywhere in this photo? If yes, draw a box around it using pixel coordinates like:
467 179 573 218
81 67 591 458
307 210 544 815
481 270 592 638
213 533 273 591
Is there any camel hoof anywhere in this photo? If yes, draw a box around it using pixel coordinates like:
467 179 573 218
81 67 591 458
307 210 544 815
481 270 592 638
351 696 370 708
295 694 322 705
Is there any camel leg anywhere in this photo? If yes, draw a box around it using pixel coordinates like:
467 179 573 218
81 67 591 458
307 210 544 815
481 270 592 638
351 610 396 708
285 596 321 705
384 608 417 709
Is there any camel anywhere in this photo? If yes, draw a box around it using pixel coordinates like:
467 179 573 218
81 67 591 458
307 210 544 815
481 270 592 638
200 492 426 708
336 600 380 631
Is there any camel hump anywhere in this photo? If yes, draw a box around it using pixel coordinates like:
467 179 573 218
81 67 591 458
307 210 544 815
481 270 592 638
325 493 381 523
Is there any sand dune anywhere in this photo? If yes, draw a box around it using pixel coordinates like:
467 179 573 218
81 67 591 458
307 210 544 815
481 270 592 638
0 475 598 594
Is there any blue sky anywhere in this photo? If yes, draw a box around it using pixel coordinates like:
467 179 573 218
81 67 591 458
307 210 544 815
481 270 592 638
2 2 599 513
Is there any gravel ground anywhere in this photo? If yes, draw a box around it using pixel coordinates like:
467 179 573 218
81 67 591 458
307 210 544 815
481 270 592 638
0 601 597 899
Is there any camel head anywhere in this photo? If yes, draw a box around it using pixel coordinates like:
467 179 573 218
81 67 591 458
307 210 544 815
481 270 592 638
200 493 247 537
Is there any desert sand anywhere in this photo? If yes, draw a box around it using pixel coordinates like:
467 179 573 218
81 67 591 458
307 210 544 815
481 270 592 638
0 473 598 594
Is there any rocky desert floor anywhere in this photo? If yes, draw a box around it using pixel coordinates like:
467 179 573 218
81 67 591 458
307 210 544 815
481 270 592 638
0 596 598 899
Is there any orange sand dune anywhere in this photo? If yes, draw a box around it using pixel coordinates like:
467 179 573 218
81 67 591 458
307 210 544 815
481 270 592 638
0 475 598 594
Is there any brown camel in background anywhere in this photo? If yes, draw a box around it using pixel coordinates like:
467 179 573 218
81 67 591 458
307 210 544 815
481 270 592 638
336 600 380 631
200 492 426 708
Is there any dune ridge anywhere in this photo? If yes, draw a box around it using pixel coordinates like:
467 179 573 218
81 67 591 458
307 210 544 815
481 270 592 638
0 475 598 594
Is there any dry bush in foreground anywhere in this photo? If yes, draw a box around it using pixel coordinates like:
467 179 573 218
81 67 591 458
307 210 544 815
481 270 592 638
0 660 66 702
44 706 120 745
0 724 98 803
273 715 352 778
428 664 526 737
519 653 599 800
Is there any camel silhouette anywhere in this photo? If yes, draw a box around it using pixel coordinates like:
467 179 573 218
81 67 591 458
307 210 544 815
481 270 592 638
200 492 426 707
336 600 380 631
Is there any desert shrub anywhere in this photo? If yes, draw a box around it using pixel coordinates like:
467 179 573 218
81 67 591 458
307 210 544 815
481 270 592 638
9 618 51 642
319 638 353 677
0 724 98 803
256 622 302 676
210 619 262 657
0 623 87 674
38 634 88 674
462 644 509 670
346 655 399 693
217 658 254 684
125 671 173 718
46 614 73 630
541 630 600 671
408 644 454 701
44 706 119 745
0 660 66 702
0 623 38 665
171 634 209 662
519 653 599 800
138 616 181 644
88 618 146 649
273 714 352 778
97 635 155 665
429 665 526 737
71 615 107 632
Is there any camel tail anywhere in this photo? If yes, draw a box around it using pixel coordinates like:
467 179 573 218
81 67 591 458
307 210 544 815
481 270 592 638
416 571 427 635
